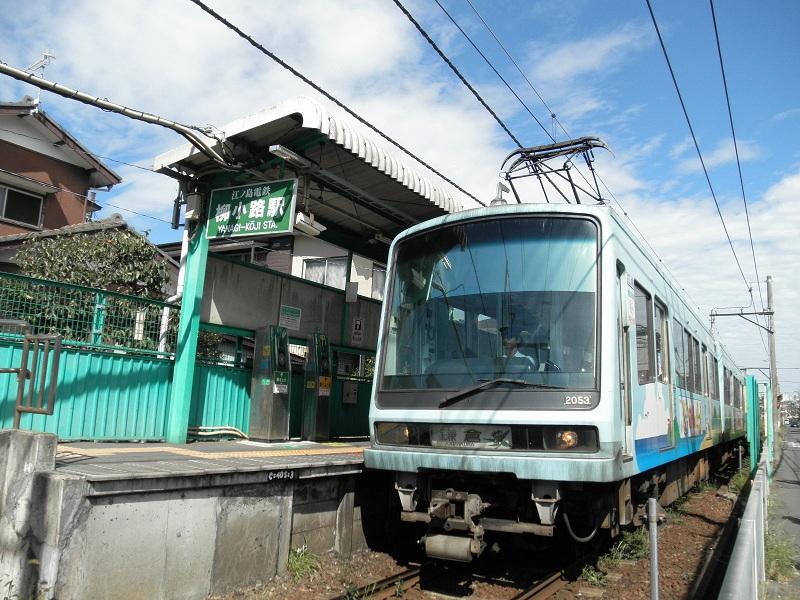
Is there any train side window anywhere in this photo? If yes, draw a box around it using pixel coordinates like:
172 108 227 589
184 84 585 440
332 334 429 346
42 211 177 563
634 283 654 384
710 355 719 399
673 318 686 389
723 367 732 405
654 300 669 383
692 337 702 393
701 345 709 396
684 329 695 392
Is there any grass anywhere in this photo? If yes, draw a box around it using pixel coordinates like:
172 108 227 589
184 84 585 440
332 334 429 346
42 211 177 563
580 564 608 587
607 526 650 562
287 545 319 579
765 531 798 582
695 480 717 494
596 526 651 573
728 470 751 496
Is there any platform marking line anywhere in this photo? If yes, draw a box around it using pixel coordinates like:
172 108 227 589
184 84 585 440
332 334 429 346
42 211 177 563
56 445 363 460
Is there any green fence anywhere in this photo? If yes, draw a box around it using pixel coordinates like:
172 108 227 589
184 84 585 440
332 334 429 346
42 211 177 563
0 271 179 356
0 272 251 440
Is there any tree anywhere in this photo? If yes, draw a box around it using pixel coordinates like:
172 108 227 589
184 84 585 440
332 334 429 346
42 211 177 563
16 228 171 299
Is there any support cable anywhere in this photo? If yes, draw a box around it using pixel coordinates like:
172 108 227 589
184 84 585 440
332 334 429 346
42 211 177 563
390 0 522 148
186 0 486 206
645 0 751 292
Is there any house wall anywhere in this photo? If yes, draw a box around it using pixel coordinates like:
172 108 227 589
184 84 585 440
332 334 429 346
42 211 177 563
0 139 92 234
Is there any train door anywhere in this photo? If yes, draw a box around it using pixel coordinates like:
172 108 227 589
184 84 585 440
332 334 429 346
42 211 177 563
617 263 633 457
654 299 674 448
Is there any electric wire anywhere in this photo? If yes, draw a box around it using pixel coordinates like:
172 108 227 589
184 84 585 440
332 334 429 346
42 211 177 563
645 0 751 292
433 0 553 143
709 0 770 356
391 0 522 148
463 0 568 141
186 0 486 206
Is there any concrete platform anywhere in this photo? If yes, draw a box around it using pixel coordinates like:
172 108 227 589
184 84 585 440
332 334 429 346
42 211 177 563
766 427 800 598
1 431 375 600
56 439 366 489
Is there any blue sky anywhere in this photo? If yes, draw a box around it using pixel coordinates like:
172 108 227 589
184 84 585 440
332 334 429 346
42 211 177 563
0 0 798 394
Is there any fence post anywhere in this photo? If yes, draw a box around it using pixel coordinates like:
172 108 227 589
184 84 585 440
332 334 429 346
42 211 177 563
648 497 659 600
91 292 106 345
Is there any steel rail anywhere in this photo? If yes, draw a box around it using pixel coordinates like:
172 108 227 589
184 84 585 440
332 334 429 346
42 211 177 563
325 566 421 600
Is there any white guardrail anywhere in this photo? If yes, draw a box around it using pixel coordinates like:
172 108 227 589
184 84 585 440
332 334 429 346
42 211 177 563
718 453 769 599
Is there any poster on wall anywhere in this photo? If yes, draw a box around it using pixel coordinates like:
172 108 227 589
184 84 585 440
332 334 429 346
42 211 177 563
278 305 302 330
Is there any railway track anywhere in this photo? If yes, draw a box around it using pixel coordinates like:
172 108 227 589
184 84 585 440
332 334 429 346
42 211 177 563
326 566 422 600
326 554 583 600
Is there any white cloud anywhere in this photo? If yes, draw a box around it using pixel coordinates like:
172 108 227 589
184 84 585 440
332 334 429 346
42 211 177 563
530 23 651 84
770 107 800 122
676 138 761 173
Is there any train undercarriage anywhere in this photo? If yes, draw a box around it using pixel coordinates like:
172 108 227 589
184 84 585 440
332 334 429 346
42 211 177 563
384 443 738 562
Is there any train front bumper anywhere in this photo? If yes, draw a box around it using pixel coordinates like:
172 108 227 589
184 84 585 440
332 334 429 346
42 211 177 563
363 443 626 482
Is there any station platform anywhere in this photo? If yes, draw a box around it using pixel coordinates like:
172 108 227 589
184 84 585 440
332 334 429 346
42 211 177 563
56 438 367 483
1 430 376 599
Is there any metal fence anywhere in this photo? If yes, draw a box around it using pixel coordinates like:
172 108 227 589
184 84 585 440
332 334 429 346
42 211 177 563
718 451 769 599
0 271 179 357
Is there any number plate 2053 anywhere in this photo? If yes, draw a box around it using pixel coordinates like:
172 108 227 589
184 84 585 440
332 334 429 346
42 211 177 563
430 425 512 450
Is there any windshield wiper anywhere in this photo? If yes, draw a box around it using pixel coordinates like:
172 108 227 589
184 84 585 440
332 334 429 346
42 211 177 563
439 378 561 408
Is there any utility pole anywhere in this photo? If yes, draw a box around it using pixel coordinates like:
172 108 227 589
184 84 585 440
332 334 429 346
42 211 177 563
767 275 780 453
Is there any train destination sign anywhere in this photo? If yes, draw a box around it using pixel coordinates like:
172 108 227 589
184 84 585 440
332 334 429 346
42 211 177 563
206 179 297 239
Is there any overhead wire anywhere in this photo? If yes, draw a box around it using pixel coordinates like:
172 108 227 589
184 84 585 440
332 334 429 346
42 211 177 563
432 0 708 314
391 0 523 148
645 0 751 293
463 0 567 141
708 0 770 356
432 0 553 143
186 0 486 206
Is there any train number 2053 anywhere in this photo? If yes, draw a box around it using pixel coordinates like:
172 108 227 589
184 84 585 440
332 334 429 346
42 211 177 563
563 395 592 406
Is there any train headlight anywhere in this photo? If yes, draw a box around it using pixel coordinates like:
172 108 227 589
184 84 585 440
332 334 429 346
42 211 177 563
376 422 412 445
556 430 579 449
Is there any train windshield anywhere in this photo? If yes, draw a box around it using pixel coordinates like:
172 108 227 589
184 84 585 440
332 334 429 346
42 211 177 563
380 217 598 391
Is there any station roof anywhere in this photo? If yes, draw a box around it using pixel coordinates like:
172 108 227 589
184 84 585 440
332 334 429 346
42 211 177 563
153 97 465 261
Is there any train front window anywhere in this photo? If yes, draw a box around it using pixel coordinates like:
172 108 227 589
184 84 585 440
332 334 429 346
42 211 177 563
380 217 598 391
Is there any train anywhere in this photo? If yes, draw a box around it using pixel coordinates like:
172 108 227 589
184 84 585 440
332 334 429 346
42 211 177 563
363 199 747 562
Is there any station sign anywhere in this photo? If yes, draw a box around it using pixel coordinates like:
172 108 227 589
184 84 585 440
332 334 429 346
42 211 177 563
206 178 297 239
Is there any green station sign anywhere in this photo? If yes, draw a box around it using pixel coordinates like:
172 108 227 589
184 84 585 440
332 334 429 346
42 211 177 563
206 179 297 239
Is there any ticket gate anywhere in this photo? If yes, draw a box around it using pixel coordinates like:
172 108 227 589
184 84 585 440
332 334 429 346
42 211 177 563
249 326 291 440
301 332 332 441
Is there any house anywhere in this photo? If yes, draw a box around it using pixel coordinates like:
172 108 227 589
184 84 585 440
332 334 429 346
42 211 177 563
0 96 121 235
0 214 179 294
158 234 387 301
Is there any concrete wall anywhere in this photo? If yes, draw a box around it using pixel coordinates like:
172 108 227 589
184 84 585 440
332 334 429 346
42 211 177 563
203 256 382 349
0 430 369 600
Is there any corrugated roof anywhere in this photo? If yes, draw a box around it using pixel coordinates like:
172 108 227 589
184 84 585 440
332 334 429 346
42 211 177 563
154 97 464 229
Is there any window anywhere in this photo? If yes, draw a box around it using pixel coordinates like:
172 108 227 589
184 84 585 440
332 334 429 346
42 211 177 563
692 337 702 393
654 301 669 383
673 318 687 389
371 264 386 300
703 345 708 396
709 354 719 399
303 256 348 289
684 329 694 392
634 283 654 384
0 185 43 227
734 377 741 408
723 367 732 405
